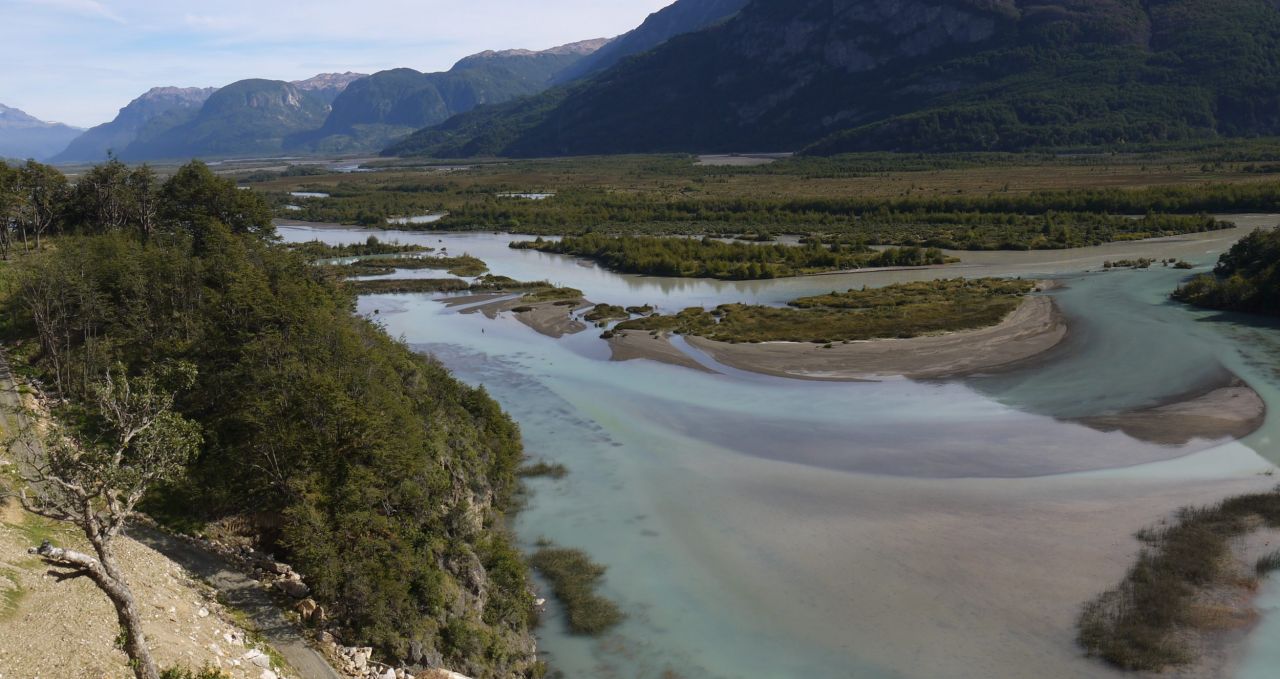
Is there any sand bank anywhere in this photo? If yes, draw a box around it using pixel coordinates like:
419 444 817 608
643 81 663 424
455 295 591 339
609 295 1065 381
1078 381 1267 445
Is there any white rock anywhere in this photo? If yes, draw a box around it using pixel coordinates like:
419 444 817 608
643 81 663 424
244 649 271 669
197 607 210 618
260 671 279 679
381 669 396 679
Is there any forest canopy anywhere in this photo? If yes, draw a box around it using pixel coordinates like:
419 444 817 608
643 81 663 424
0 159 538 678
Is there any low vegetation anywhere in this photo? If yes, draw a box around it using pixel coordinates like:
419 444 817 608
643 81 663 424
1174 228 1280 315
1079 491 1280 672
528 547 624 636
288 235 432 259
512 234 950 280
521 286 584 303
517 461 568 480
616 278 1036 343
583 304 629 324
326 253 489 278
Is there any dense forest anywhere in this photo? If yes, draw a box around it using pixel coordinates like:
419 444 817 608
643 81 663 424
1173 228 1280 316
511 234 949 280
0 159 540 677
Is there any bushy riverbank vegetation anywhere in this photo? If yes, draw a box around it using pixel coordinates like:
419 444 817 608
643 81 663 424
512 234 950 280
527 546 623 636
616 279 1036 343
0 159 540 677
288 235 432 259
325 253 489 278
1173 228 1280 315
1079 491 1280 671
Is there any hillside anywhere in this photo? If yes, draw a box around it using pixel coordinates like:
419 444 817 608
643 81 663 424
53 87 215 163
289 40 606 153
0 104 83 161
551 0 749 84
119 79 332 160
387 0 1280 158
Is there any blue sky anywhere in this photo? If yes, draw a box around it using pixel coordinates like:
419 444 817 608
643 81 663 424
3 0 674 128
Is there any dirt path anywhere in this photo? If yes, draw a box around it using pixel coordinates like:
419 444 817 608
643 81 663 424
130 524 344 679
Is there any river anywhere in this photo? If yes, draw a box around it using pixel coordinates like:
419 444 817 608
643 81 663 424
280 218 1280 679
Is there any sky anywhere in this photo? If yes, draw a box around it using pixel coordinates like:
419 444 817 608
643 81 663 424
2 0 674 128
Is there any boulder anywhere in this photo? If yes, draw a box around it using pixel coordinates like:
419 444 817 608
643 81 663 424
275 578 310 598
243 649 271 669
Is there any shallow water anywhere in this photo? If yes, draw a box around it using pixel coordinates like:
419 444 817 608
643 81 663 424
281 221 1280 678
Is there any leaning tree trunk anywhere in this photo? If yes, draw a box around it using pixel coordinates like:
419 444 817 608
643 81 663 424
30 543 161 679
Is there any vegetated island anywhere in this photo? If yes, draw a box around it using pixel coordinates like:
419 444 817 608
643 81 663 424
607 278 1065 380
1173 227 1280 315
511 233 953 280
1080 491 1280 675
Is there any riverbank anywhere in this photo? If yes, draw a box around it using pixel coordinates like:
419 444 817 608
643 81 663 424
609 295 1066 381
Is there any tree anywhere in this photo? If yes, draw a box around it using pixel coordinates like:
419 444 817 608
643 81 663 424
16 160 69 250
159 161 273 239
0 162 20 259
8 364 202 679
71 157 133 233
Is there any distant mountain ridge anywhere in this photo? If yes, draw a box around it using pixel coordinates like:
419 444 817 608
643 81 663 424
56 37 607 162
290 72 369 104
387 0 1280 158
116 79 331 161
551 0 749 84
0 104 84 161
53 87 215 163
288 39 608 154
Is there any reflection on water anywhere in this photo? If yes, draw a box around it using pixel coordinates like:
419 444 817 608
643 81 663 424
285 221 1280 679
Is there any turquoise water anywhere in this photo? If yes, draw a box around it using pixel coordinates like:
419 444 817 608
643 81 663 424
281 223 1280 678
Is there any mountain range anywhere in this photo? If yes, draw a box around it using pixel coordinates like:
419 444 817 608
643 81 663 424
387 0 1280 158
0 104 84 161
288 39 608 154
51 39 614 163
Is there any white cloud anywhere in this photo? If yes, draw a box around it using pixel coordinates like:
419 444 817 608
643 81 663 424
17 0 125 23
1 0 674 127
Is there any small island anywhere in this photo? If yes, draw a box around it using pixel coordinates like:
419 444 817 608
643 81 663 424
511 233 953 280
607 279 1065 380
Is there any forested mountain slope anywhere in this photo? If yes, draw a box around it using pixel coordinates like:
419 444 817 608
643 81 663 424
387 0 1280 157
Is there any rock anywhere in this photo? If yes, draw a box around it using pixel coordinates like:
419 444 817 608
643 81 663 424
380 670 396 679
197 606 210 618
267 561 291 575
294 597 326 624
318 630 336 645
260 671 279 679
275 578 310 598
243 649 271 669
415 670 474 679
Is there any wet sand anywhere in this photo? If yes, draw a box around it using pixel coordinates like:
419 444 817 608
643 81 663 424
610 296 1066 381
1078 381 1268 445
456 295 591 339
658 441 1278 679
